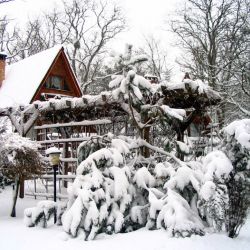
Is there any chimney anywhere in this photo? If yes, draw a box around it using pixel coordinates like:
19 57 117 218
0 52 7 88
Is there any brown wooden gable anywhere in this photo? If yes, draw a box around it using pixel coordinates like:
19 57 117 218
31 48 82 102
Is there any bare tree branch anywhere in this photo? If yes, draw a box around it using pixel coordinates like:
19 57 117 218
171 0 250 123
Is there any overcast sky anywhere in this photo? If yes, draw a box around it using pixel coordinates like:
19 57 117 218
0 0 183 80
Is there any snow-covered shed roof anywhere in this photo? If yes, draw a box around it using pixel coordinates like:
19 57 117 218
0 45 63 108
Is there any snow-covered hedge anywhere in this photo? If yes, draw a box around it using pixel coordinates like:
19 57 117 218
59 130 247 240
60 135 209 240
24 118 250 239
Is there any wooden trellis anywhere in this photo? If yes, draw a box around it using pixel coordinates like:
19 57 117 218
27 118 121 199
0 87 221 199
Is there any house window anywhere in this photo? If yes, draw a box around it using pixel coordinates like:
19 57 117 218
63 81 70 91
45 75 70 91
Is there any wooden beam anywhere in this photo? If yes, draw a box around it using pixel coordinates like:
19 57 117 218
39 137 90 144
8 113 21 135
23 110 40 136
34 119 112 129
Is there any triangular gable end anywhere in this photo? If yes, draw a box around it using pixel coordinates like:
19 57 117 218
31 48 82 102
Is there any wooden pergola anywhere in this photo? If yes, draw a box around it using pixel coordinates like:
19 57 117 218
0 83 221 198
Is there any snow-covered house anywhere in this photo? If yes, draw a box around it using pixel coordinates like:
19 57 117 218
0 45 82 108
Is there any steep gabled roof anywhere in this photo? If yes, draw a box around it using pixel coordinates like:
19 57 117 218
0 45 78 108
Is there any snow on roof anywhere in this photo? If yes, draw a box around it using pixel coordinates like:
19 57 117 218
0 45 63 108
160 78 221 100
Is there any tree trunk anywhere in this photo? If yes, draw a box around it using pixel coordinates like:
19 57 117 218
177 130 185 161
143 127 150 158
139 128 144 156
19 178 24 198
11 178 20 217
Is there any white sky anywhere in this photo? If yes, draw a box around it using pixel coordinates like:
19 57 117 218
0 0 184 80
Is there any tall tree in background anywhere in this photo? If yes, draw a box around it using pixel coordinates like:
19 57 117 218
60 0 125 93
0 16 17 53
171 0 250 124
137 35 172 81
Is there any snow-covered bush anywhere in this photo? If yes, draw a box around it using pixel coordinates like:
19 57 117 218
29 126 250 240
60 134 208 240
77 135 110 165
63 134 135 240
155 189 204 237
0 132 46 217
196 119 250 237
0 173 6 191
147 161 205 236
197 151 232 232
24 201 57 228
24 201 67 228
222 119 250 238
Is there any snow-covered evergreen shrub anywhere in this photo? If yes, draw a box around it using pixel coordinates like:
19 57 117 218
0 132 46 217
198 182 228 231
0 122 12 190
61 134 207 240
176 141 190 156
24 201 57 228
0 173 5 190
155 189 204 237
222 119 250 238
77 135 110 165
56 203 67 226
63 134 135 240
197 119 250 236
151 162 205 236
198 150 232 232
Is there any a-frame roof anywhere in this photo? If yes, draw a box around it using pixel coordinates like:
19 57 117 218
0 45 81 108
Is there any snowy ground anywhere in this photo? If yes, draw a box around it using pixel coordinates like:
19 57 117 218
0 187 250 250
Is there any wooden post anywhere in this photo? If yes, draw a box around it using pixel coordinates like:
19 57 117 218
64 142 69 188
53 165 57 223
19 112 25 198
